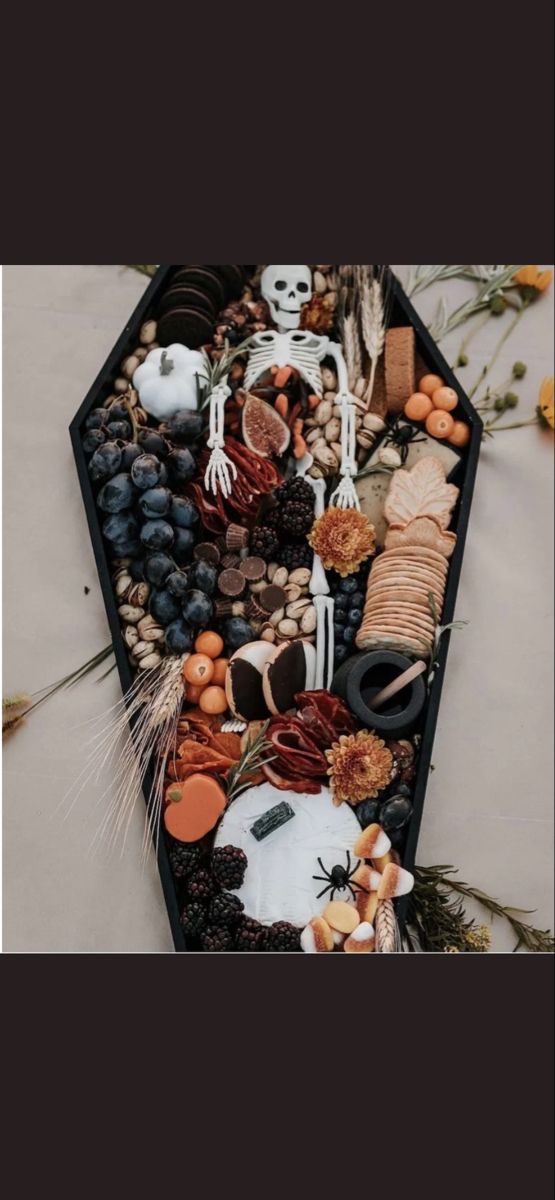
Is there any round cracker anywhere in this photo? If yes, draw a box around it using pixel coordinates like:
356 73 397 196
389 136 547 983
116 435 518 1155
365 587 443 609
369 561 447 588
366 577 444 601
362 617 435 639
357 632 432 656
378 546 449 569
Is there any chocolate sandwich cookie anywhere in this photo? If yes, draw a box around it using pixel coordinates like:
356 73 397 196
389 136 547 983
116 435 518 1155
172 266 227 310
157 285 216 319
212 265 247 299
157 306 214 349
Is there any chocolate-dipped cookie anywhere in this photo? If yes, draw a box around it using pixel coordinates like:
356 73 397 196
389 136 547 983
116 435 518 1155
157 306 214 349
157 285 216 319
172 266 227 310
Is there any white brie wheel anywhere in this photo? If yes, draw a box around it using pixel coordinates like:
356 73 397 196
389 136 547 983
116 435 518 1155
214 782 360 927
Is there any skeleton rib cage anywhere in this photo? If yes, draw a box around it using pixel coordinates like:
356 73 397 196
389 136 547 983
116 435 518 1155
243 331 331 397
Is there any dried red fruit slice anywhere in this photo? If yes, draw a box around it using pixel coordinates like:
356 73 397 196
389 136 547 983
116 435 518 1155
242 394 291 458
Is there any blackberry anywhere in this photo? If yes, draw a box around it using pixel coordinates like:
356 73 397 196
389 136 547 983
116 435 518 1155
187 868 217 902
281 501 314 538
265 921 302 952
168 842 203 881
212 845 248 890
201 925 234 952
278 541 313 572
235 917 267 952
276 477 314 506
261 507 281 531
180 902 208 938
208 892 244 928
250 526 280 561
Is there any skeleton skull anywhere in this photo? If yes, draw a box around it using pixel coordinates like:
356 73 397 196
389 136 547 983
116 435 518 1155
261 265 313 331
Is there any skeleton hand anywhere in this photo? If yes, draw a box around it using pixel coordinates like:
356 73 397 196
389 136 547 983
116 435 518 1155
330 390 360 510
330 473 361 511
204 444 238 499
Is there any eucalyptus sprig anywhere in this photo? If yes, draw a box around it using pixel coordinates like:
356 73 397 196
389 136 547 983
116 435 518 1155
226 721 276 804
126 265 158 278
410 866 554 953
428 267 522 341
427 593 468 686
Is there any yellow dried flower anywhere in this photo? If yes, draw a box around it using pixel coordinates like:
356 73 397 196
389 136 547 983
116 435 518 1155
308 508 376 577
444 946 460 953
326 730 393 806
464 924 492 952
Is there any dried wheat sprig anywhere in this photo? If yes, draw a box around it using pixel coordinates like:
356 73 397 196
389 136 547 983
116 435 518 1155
374 898 402 952
359 268 386 409
343 313 363 391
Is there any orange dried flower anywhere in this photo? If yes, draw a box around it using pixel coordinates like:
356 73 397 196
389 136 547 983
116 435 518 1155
308 508 376 577
513 266 552 296
326 731 393 806
300 294 336 334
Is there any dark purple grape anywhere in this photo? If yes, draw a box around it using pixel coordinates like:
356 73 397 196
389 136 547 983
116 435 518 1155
380 795 413 833
138 487 172 519
121 443 142 470
129 558 146 581
138 429 170 457
165 619 194 655
107 401 130 421
131 454 164 490
189 561 217 595
167 411 204 443
110 539 142 558
82 428 106 455
150 589 182 625
106 420 131 440
172 528 196 566
89 442 122 482
85 408 109 430
140 520 175 551
97 473 135 513
144 553 174 587
170 497 199 529
166 570 191 599
166 448 196 484
223 617 256 650
103 511 138 543
356 798 382 828
182 590 214 627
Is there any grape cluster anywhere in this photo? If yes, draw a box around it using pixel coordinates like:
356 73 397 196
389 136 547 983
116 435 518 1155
331 563 371 667
82 404 213 655
355 786 414 851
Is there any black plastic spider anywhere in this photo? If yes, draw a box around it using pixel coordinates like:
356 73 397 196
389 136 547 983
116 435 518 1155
312 851 369 902
382 415 427 464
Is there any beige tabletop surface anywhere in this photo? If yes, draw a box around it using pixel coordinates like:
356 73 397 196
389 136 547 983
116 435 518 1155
2 265 554 953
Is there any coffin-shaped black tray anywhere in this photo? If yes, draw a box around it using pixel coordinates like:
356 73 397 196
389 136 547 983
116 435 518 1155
70 266 482 951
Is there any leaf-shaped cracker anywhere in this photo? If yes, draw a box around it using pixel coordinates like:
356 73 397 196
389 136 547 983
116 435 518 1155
384 457 459 530
385 516 457 557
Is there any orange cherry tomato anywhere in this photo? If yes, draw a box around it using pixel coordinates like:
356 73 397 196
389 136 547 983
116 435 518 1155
404 392 434 422
199 686 228 715
419 373 444 397
425 409 455 439
183 654 215 686
186 683 206 703
448 420 471 447
432 386 458 412
194 631 224 659
211 657 229 686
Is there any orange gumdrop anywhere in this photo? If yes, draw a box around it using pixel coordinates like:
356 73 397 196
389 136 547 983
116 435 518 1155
404 392 434 422
425 409 455 439
195 631 224 659
164 774 227 843
275 393 289 419
199 686 228 715
419 373 444 397
183 654 215 686
448 420 471 447
432 386 458 412
211 658 229 686
274 366 293 388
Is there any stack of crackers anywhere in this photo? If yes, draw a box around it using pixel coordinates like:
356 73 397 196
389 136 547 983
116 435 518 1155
356 457 459 659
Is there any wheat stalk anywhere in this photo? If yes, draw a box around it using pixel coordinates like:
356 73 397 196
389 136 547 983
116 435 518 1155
343 313 363 391
360 268 386 409
375 899 402 953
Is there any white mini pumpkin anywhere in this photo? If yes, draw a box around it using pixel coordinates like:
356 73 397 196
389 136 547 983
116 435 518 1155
132 343 207 420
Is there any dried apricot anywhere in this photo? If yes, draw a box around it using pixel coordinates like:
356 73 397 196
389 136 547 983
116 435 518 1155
425 409 455 439
199 685 228 715
195 631 224 659
448 420 471 447
404 392 433 422
419 373 444 396
183 654 215 686
432 386 458 412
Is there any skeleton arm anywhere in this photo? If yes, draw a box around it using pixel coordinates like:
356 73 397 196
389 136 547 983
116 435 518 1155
204 379 237 498
325 340 361 511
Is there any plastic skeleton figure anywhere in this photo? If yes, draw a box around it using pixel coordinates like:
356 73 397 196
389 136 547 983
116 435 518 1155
204 265 360 509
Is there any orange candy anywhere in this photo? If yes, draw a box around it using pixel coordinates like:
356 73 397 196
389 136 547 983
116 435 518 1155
164 773 227 843
448 420 471 447
432 386 458 412
186 683 206 703
419 373 444 397
194 631 224 659
211 657 229 686
425 409 455 439
199 686 228 715
404 392 434 422
183 654 215 686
